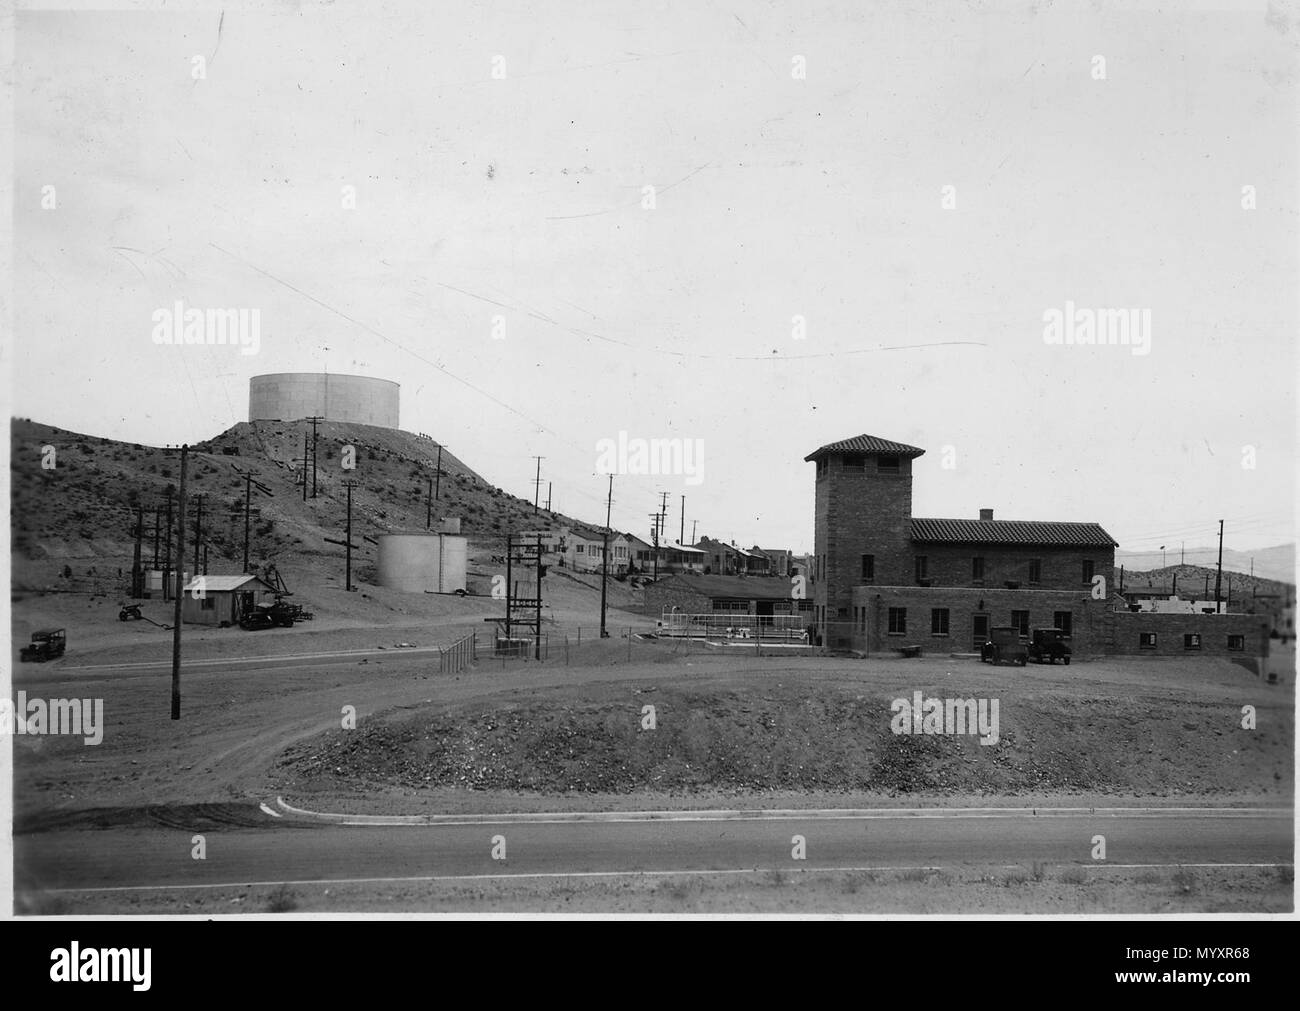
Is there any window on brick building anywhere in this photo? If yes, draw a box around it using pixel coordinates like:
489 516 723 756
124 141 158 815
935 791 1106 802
888 607 906 634
931 608 949 635
1011 610 1029 636
861 554 874 580
1139 632 1157 649
1184 633 1201 650
1053 611 1072 636
877 455 900 474
972 556 985 582
1227 635 1245 651
843 453 865 471
816 458 828 478
915 556 928 582
1082 559 1095 583
1029 558 1042 584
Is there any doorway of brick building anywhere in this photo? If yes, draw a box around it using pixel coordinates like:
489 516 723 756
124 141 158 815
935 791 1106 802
972 613 990 651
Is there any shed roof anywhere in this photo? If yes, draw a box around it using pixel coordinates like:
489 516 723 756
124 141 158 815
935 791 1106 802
182 575 274 593
911 518 1117 547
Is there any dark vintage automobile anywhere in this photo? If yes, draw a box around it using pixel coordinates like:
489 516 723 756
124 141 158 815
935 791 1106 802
20 628 67 662
119 603 143 621
980 625 1027 666
1028 627 1072 665
239 606 294 631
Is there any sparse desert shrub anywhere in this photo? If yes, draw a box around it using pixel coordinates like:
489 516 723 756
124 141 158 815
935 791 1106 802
266 884 297 912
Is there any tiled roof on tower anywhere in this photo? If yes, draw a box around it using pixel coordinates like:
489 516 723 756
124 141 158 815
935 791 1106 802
803 434 926 462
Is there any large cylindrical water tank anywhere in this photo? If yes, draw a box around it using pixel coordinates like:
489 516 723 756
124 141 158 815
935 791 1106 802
377 534 467 593
249 373 400 429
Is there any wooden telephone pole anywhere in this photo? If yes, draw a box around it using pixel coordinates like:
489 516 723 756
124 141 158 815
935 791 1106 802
325 481 362 591
171 446 188 720
600 476 613 638
306 416 324 498
235 466 273 573
162 485 174 601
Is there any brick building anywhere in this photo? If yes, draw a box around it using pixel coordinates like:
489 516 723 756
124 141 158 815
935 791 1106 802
806 433 1270 660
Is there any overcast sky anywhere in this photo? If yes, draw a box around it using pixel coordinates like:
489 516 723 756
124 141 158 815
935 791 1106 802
10 0 1297 556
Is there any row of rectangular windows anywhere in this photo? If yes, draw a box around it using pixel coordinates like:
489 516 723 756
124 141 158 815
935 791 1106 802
859 554 1095 584
1139 632 1245 650
875 608 1073 636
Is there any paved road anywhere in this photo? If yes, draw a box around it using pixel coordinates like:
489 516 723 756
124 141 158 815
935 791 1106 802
16 808 1292 893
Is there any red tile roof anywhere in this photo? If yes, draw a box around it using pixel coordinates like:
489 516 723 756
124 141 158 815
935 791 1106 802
804 434 926 462
911 518 1117 547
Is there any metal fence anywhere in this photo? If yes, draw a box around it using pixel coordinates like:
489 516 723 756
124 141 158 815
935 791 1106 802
658 610 812 644
438 631 478 674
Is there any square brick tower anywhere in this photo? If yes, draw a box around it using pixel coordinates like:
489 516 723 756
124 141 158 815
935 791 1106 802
805 434 926 634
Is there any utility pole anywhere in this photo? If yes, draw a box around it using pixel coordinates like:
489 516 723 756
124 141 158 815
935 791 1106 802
532 456 544 514
649 512 661 582
505 534 513 642
306 416 324 498
131 505 144 598
535 534 543 660
1214 519 1224 614
151 504 160 569
345 480 357 591
162 485 174 601
302 431 309 502
680 495 685 546
600 475 612 639
435 444 443 501
426 476 434 529
1181 542 1185 566
237 468 272 573
691 519 698 544
547 481 552 513
171 445 188 720
192 494 204 576
1160 545 1166 569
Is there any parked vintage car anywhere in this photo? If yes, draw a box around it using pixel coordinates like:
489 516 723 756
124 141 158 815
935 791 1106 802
1028 627 1072 664
20 628 67 662
980 625 1027 666
239 606 294 631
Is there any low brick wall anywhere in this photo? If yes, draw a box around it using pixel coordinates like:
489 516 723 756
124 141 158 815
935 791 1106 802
1110 610 1269 657
848 585 1109 656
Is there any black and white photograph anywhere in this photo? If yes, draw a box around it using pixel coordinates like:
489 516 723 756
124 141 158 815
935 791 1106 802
2 0 1296 935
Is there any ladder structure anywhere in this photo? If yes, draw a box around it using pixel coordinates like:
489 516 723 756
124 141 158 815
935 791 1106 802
504 532 544 660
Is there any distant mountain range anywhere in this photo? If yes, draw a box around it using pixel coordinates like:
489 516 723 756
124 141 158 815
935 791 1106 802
1116 544 1294 585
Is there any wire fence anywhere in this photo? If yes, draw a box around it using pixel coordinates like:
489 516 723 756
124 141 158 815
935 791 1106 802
438 631 478 674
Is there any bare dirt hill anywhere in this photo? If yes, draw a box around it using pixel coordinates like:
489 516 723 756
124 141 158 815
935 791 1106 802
10 417 642 639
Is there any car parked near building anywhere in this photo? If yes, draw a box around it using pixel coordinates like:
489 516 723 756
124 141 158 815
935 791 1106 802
1028 626 1072 664
980 625 1027 666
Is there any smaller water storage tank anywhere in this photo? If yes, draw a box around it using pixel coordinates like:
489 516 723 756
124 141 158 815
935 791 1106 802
376 534 468 593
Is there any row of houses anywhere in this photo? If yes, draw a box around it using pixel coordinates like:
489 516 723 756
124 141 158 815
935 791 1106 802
517 524 806 579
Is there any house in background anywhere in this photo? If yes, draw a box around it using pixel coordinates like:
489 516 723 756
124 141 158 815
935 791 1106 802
180 574 276 626
646 573 814 623
757 547 793 577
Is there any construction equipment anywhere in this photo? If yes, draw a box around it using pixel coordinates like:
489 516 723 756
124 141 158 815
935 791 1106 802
119 603 144 621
